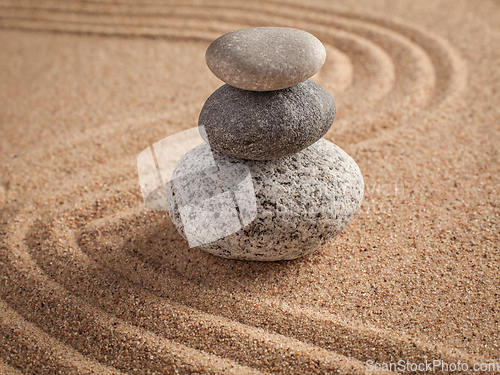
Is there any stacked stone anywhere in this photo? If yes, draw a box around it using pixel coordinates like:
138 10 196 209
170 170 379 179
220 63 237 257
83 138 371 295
167 27 364 261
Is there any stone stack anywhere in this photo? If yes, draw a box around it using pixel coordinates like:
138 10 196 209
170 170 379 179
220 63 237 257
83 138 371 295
166 27 364 261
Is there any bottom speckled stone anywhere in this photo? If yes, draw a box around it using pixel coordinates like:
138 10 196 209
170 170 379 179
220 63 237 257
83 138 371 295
166 138 364 261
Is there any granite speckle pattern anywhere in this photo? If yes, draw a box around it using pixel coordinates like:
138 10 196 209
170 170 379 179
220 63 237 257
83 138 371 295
198 80 336 160
205 27 326 91
166 139 364 261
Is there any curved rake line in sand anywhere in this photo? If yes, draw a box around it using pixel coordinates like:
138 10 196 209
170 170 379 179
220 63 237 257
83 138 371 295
69 0 467 103
22 216 384 374
252 0 466 103
0 8 394 112
1 203 264 372
0 0 464 102
0 250 266 374
83 209 486 367
314 44 353 95
19 200 488 373
0 299 126 375
0 189 470 372
0 17 394 145
280 1 468 105
0 0 465 146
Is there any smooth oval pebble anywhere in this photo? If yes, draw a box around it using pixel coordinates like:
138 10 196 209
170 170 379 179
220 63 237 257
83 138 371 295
206 27 326 91
166 139 364 261
199 80 336 160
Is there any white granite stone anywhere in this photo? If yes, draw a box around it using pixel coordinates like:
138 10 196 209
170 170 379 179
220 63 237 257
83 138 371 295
166 139 364 261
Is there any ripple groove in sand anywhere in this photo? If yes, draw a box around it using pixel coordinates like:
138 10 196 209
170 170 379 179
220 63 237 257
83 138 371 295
1 256 266 374
0 6 390 113
0 299 124 375
0 0 465 142
25 215 376 374
16 194 484 374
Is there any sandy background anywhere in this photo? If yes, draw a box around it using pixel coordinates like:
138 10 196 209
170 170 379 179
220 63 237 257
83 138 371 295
1 0 499 373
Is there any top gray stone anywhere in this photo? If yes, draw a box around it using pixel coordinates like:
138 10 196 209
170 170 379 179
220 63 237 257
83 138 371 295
206 27 326 91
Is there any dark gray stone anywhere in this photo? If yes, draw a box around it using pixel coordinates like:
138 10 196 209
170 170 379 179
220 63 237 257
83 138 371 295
198 80 336 161
206 27 326 91
166 139 364 261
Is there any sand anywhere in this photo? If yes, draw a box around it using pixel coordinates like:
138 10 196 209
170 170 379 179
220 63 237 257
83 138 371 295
0 0 499 373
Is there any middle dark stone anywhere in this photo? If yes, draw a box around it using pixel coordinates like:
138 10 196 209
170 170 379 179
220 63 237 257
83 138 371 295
198 80 336 160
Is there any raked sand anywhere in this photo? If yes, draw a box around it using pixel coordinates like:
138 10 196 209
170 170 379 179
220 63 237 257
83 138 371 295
0 0 499 373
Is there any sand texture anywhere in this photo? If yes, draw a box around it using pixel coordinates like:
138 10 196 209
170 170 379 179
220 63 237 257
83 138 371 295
0 0 499 374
